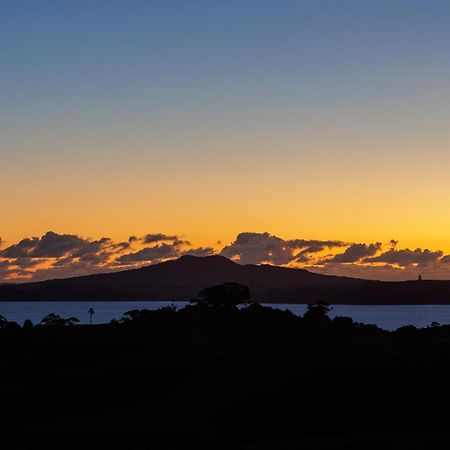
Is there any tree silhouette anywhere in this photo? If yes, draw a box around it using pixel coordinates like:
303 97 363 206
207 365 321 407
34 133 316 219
0 314 8 329
191 282 251 308
88 307 95 325
303 300 332 321
40 313 80 327
121 309 152 322
23 319 33 329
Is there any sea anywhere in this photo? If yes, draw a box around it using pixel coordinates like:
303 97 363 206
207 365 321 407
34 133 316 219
1 301 450 331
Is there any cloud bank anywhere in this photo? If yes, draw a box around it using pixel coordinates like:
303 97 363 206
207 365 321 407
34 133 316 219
1 231 450 282
220 232 347 265
0 231 213 282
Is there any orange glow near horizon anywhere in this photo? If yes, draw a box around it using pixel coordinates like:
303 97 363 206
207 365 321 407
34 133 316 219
4 143 450 257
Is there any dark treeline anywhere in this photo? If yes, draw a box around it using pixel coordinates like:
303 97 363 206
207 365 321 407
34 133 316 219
3 283 450 449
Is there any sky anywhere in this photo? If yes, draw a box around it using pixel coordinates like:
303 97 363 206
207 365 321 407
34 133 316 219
2 0 450 282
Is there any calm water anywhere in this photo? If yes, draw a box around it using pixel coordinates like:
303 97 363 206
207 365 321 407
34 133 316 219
1 301 450 330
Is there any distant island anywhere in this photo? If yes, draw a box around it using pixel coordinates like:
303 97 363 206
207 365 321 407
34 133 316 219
2 254 450 304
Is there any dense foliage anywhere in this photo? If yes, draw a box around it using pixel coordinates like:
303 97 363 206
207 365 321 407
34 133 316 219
2 292 450 449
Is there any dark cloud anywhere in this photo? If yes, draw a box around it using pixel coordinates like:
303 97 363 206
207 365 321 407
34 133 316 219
118 243 180 264
182 247 214 257
31 232 88 257
71 237 112 258
0 237 40 258
117 240 214 265
174 239 191 246
220 232 346 265
289 239 347 250
118 234 205 265
0 232 108 259
295 254 312 263
322 242 382 264
0 259 11 268
0 258 41 281
363 248 443 267
440 255 450 264
52 256 77 267
11 258 43 269
294 240 347 263
0 232 123 282
112 241 132 252
220 232 294 265
142 233 179 244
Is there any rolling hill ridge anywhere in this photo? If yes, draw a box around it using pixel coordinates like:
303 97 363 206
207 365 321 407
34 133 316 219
1 255 449 304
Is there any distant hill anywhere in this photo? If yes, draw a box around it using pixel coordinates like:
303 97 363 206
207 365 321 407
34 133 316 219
1 255 450 304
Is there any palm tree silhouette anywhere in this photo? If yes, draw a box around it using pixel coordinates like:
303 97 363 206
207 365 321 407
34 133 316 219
88 307 95 325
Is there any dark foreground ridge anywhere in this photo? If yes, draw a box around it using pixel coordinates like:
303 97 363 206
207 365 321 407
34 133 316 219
2 294 450 449
3 255 450 304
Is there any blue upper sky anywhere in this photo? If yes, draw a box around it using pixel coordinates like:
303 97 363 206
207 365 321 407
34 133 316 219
3 0 450 126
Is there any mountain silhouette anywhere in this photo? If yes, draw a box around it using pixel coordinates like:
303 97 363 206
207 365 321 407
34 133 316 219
1 255 450 303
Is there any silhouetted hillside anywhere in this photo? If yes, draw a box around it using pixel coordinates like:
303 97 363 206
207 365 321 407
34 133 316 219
2 255 450 303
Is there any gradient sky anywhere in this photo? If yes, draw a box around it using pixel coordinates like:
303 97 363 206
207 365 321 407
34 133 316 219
2 1 450 281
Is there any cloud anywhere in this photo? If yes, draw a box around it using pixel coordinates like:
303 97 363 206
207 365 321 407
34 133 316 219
290 239 347 250
142 233 179 244
220 232 293 265
220 232 346 265
11 258 43 269
118 243 181 264
322 242 382 263
0 231 216 282
31 232 89 257
118 241 214 265
2 230 450 283
0 232 126 282
363 248 443 267
182 247 215 257
294 239 348 263
1 237 40 258
0 232 114 260
111 241 132 252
